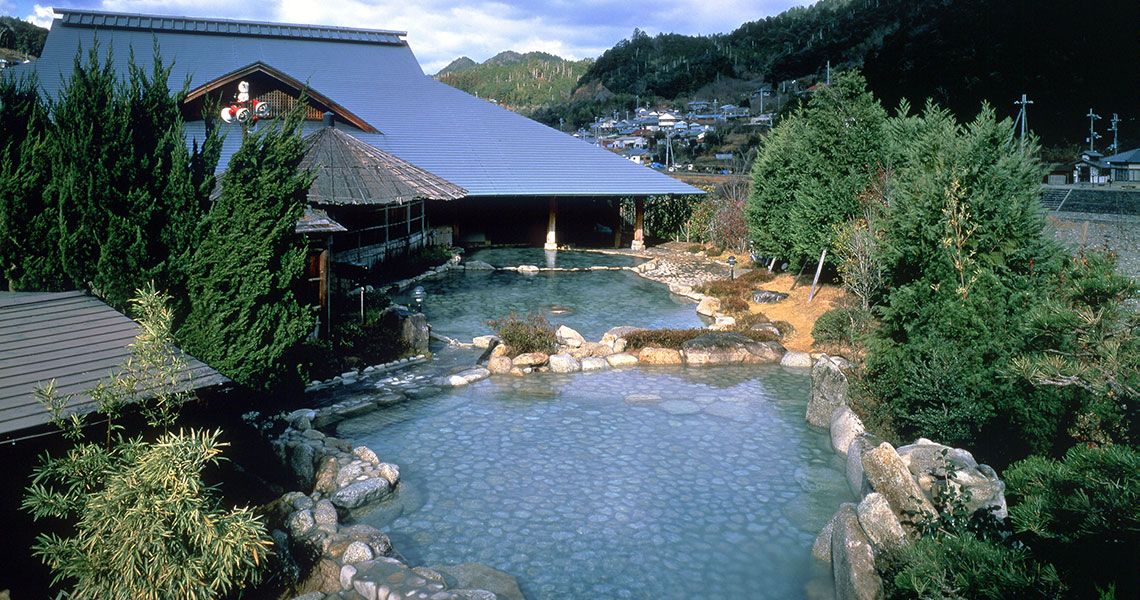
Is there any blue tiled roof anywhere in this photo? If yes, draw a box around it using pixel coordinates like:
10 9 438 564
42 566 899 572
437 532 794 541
20 9 700 198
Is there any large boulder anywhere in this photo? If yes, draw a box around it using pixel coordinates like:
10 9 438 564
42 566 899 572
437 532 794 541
856 492 907 552
695 296 721 316
781 350 814 368
556 325 585 348
601 326 643 344
429 563 526 600
752 290 789 303
680 332 785 365
548 353 581 373
861 442 938 533
606 352 639 367
330 477 391 510
380 307 430 355
807 355 851 428
290 442 317 491
897 439 1008 519
637 347 683 365
830 503 883 600
830 407 866 457
580 357 609 371
512 352 549 368
488 356 513 374
846 433 882 499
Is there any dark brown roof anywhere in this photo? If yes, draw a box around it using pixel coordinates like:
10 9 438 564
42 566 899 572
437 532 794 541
296 206 348 234
300 126 467 205
0 291 230 439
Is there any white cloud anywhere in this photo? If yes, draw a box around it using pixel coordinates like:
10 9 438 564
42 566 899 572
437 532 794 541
25 4 55 28
80 0 804 74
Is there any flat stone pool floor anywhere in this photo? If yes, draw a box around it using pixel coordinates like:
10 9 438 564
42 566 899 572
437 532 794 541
337 363 850 599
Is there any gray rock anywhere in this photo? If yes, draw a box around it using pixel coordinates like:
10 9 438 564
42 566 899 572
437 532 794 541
379 307 430 355
752 289 789 303
429 563 525 600
288 592 326 600
861 442 937 532
291 443 317 491
331 478 392 509
695 296 721 316
846 434 882 500
605 352 639 367
812 510 838 563
780 350 814 368
472 335 499 349
342 541 374 564
831 503 883 600
680 332 784 365
556 325 585 347
659 399 701 415
354 446 380 464
806 355 850 428
579 357 609 371
830 407 865 457
313 499 338 534
488 356 513 374
464 260 495 270
601 326 643 344
547 353 581 373
288 509 315 537
750 322 783 339
378 462 401 486
896 439 1007 519
856 492 907 552
340 564 358 591
341 524 395 558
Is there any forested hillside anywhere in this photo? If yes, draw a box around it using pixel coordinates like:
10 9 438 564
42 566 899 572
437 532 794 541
432 51 593 111
0 16 48 60
444 0 1137 149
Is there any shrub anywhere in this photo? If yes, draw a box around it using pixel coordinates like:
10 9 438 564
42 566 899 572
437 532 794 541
739 269 775 284
812 305 871 344
623 328 707 351
694 278 753 299
687 243 705 254
720 296 749 313
730 311 769 328
771 320 795 338
485 311 558 355
1004 445 1140 599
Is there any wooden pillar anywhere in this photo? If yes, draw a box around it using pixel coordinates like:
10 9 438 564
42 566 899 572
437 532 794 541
319 245 331 337
631 196 646 251
613 200 622 248
544 197 558 250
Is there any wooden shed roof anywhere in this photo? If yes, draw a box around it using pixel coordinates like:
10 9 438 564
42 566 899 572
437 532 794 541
300 126 467 205
0 291 229 440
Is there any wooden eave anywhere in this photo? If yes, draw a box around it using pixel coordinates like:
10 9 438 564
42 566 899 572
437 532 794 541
184 61 379 133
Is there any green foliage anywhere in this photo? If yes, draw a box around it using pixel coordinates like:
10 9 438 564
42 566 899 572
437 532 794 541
1004 445 1140 599
26 429 271 600
485 311 558 355
812 304 873 345
181 99 314 393
639 194 700 241
623 327 708 351
22 286 271 600
6 41 218 307
0 16 48 57
884 531 1066 600
1010 250 1139 446
434 51 592 108
0 69 62 290
748 72 886 263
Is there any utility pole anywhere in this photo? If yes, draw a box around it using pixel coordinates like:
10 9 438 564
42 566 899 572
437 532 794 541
1086 108 1101 152
1108 113 1120 154
1013 94 1033 140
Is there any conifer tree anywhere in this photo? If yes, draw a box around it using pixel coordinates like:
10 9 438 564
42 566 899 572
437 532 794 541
0 71 63 290
181 102 314 392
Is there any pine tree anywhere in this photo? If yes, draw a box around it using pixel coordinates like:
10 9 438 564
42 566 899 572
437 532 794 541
181 102 315 393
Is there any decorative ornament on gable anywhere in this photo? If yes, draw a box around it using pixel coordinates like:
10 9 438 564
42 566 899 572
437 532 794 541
219 81 270 134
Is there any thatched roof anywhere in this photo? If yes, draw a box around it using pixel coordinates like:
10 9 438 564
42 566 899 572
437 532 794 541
300 127 466 205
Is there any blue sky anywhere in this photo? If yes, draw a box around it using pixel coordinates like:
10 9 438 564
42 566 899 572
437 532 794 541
0 0 809 74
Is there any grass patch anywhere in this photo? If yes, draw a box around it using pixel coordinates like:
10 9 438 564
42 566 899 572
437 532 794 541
485 311 558 355
694 279 753 299
739 269 776 284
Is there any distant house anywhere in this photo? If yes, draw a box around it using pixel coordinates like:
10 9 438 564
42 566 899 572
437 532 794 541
0 291 228 440
1074 151 1110 184
1103 148 1140 183
16 9 699 254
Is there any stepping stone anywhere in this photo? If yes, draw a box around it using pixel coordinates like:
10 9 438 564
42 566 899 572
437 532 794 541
624 393 662 405
704 402 753 422
659 399 700 415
